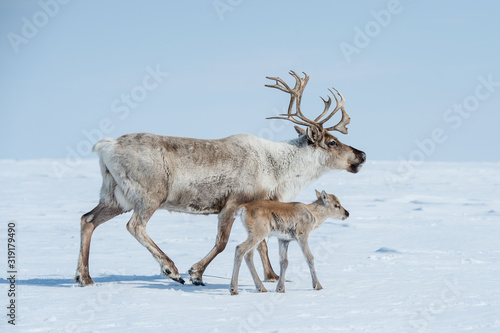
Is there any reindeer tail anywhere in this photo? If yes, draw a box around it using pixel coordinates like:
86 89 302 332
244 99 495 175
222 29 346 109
92 137 116 153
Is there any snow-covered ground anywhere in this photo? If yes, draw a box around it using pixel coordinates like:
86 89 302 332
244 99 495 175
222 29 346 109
1 159 499 332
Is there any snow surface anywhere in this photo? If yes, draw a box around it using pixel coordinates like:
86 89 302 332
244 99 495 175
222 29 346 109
1 159 499 332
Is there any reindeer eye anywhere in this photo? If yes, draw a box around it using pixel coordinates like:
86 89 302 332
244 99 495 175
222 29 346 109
335 204 340 209
329 141 337 147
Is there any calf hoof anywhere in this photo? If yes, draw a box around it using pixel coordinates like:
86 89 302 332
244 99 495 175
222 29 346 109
314 284 323 291
276 287 285 293
230 287 238 295
257 287 268 293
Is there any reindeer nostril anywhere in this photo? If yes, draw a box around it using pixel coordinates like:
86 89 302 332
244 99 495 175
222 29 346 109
345 210 349 218
359 151 366 163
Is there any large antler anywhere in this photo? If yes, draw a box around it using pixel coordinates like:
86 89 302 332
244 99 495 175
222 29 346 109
317 87 351 135
265 71 314 127
266 71 351 135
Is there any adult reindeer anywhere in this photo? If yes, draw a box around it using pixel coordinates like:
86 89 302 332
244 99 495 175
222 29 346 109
75 71 366 287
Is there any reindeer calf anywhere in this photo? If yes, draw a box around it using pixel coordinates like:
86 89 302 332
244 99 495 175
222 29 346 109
230 190 349 295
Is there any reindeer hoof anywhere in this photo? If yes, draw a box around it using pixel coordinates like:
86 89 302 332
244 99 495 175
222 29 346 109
191 278 206 286
171 276 185 285
75 274 94 287
188 267 206 286
162 267 184 284
230 288 238 295
264 272 280 282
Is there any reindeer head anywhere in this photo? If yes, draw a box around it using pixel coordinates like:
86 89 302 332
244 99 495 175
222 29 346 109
315 190 349 221
266 71 366 173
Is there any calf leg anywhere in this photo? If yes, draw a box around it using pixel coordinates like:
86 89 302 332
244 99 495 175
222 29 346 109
276 239 290 293
297 237 322 290
126 209 184 284
245 249 267 293
75 202 123 286
229 237 261 295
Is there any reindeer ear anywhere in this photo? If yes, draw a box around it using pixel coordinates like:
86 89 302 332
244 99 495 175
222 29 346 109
315 189 321 199
305 126 322 144
294 126 306 137
321 190 328 202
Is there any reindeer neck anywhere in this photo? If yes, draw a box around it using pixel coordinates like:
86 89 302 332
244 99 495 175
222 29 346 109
306 200 331 227
271 137 330 202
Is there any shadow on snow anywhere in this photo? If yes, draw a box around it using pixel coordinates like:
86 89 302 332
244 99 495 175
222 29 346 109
0 274 229 291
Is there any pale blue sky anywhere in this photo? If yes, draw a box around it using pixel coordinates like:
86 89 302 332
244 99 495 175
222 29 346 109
1 0 499 162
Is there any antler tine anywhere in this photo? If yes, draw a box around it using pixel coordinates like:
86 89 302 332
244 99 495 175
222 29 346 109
314 95 332 122
266 70 316 127
265 70 306 95
324 107 351 134
288 70 306 89
287 71 314 124
266 114 313 127
315 88 343 124
331 87 345 108
265 76 291 93
265 74 296 116
266 71 352 135
315 87 349 134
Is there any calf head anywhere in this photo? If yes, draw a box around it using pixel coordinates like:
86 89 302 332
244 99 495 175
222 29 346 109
315 190 349 220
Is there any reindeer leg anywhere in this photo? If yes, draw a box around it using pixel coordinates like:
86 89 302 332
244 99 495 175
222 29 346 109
126 207 184 284
257 240 280 282
189 203 238 286
76 202 123 286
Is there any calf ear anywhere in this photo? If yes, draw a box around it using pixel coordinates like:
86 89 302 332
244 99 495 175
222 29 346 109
320 190 328 202
315 189 321 199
